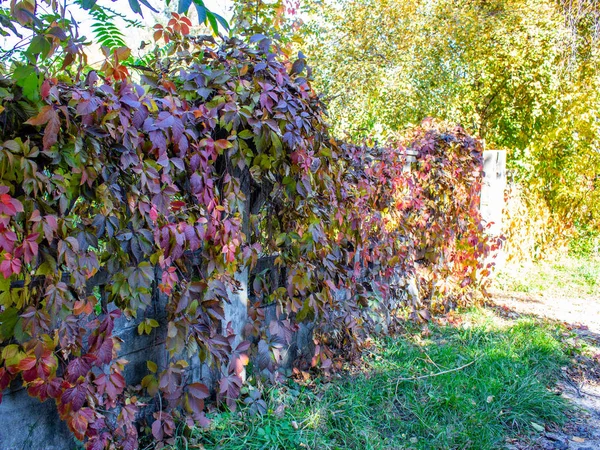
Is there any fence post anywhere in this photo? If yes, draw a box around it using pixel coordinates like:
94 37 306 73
223 165 252 350
480 150 507 266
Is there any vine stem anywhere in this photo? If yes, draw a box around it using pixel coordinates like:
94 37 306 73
394 356 481 397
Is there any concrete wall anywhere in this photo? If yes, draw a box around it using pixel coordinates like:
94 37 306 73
0 386 77 450
0 256 303 450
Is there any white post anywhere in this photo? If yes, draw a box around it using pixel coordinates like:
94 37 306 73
480 150 507 267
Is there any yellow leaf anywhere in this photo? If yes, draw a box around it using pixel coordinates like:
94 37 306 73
147 360 158 373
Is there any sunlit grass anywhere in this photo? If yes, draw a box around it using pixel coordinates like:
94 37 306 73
175 308 571 450
494 256 600 297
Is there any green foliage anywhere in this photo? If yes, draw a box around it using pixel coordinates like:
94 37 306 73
175 0 230 34
569 226 600 258
231 0 304 45
186 309 570 450
86 6 140 51
300 0 600 252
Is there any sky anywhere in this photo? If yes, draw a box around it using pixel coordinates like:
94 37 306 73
79 0 235 62
100 0 234 25
0 0 235 63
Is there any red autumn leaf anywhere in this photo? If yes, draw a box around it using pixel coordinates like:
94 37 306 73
27 378 50 401
61 382 88 411
66 357 92 383
15 355 37 372
151 418 164 441
106 371 126 399
46 377 63 399
68 407 94 441
73 299 94 316
25 105 61 150
0 253 20 278
0 191 23 216
0 226 17 252
94 370 125 401
93 338 114 365
42 215 58 242
219 374 242 411
86 435 109 450
0 367 12 391
20 233 39 263
187 382 210 400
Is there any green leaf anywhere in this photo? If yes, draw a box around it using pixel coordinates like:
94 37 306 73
206 11 218 35
28 35 52 59
194 3 207 24
14 66 39 102
0 307 18 340
531 422 545 433
238 129 254 140
212 12 229 30
178 0 193 14
0 274 10 292
147 360 158 373
80 0 98 9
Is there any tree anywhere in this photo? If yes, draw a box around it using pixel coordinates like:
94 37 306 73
301 0 600 251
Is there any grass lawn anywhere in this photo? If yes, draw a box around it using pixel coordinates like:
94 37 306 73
494 256 600 297
175 309 572 450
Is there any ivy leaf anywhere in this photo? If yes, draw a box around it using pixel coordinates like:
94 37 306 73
93 338 114 364
14 65 39 101
0 307 18 340
178 0 193 13
151 418 164 441
188 382 210 400
219 374 242 411
80 0 98 9
66 356 92 383
25 105 60 149
27 35 52 60
62 382 88 411
68 407 94 440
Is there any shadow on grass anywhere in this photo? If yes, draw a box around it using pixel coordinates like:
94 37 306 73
490 301 600 386
179 309 572 450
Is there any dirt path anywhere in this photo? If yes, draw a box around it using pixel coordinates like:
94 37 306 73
491 290 600 335
491 288 600 450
